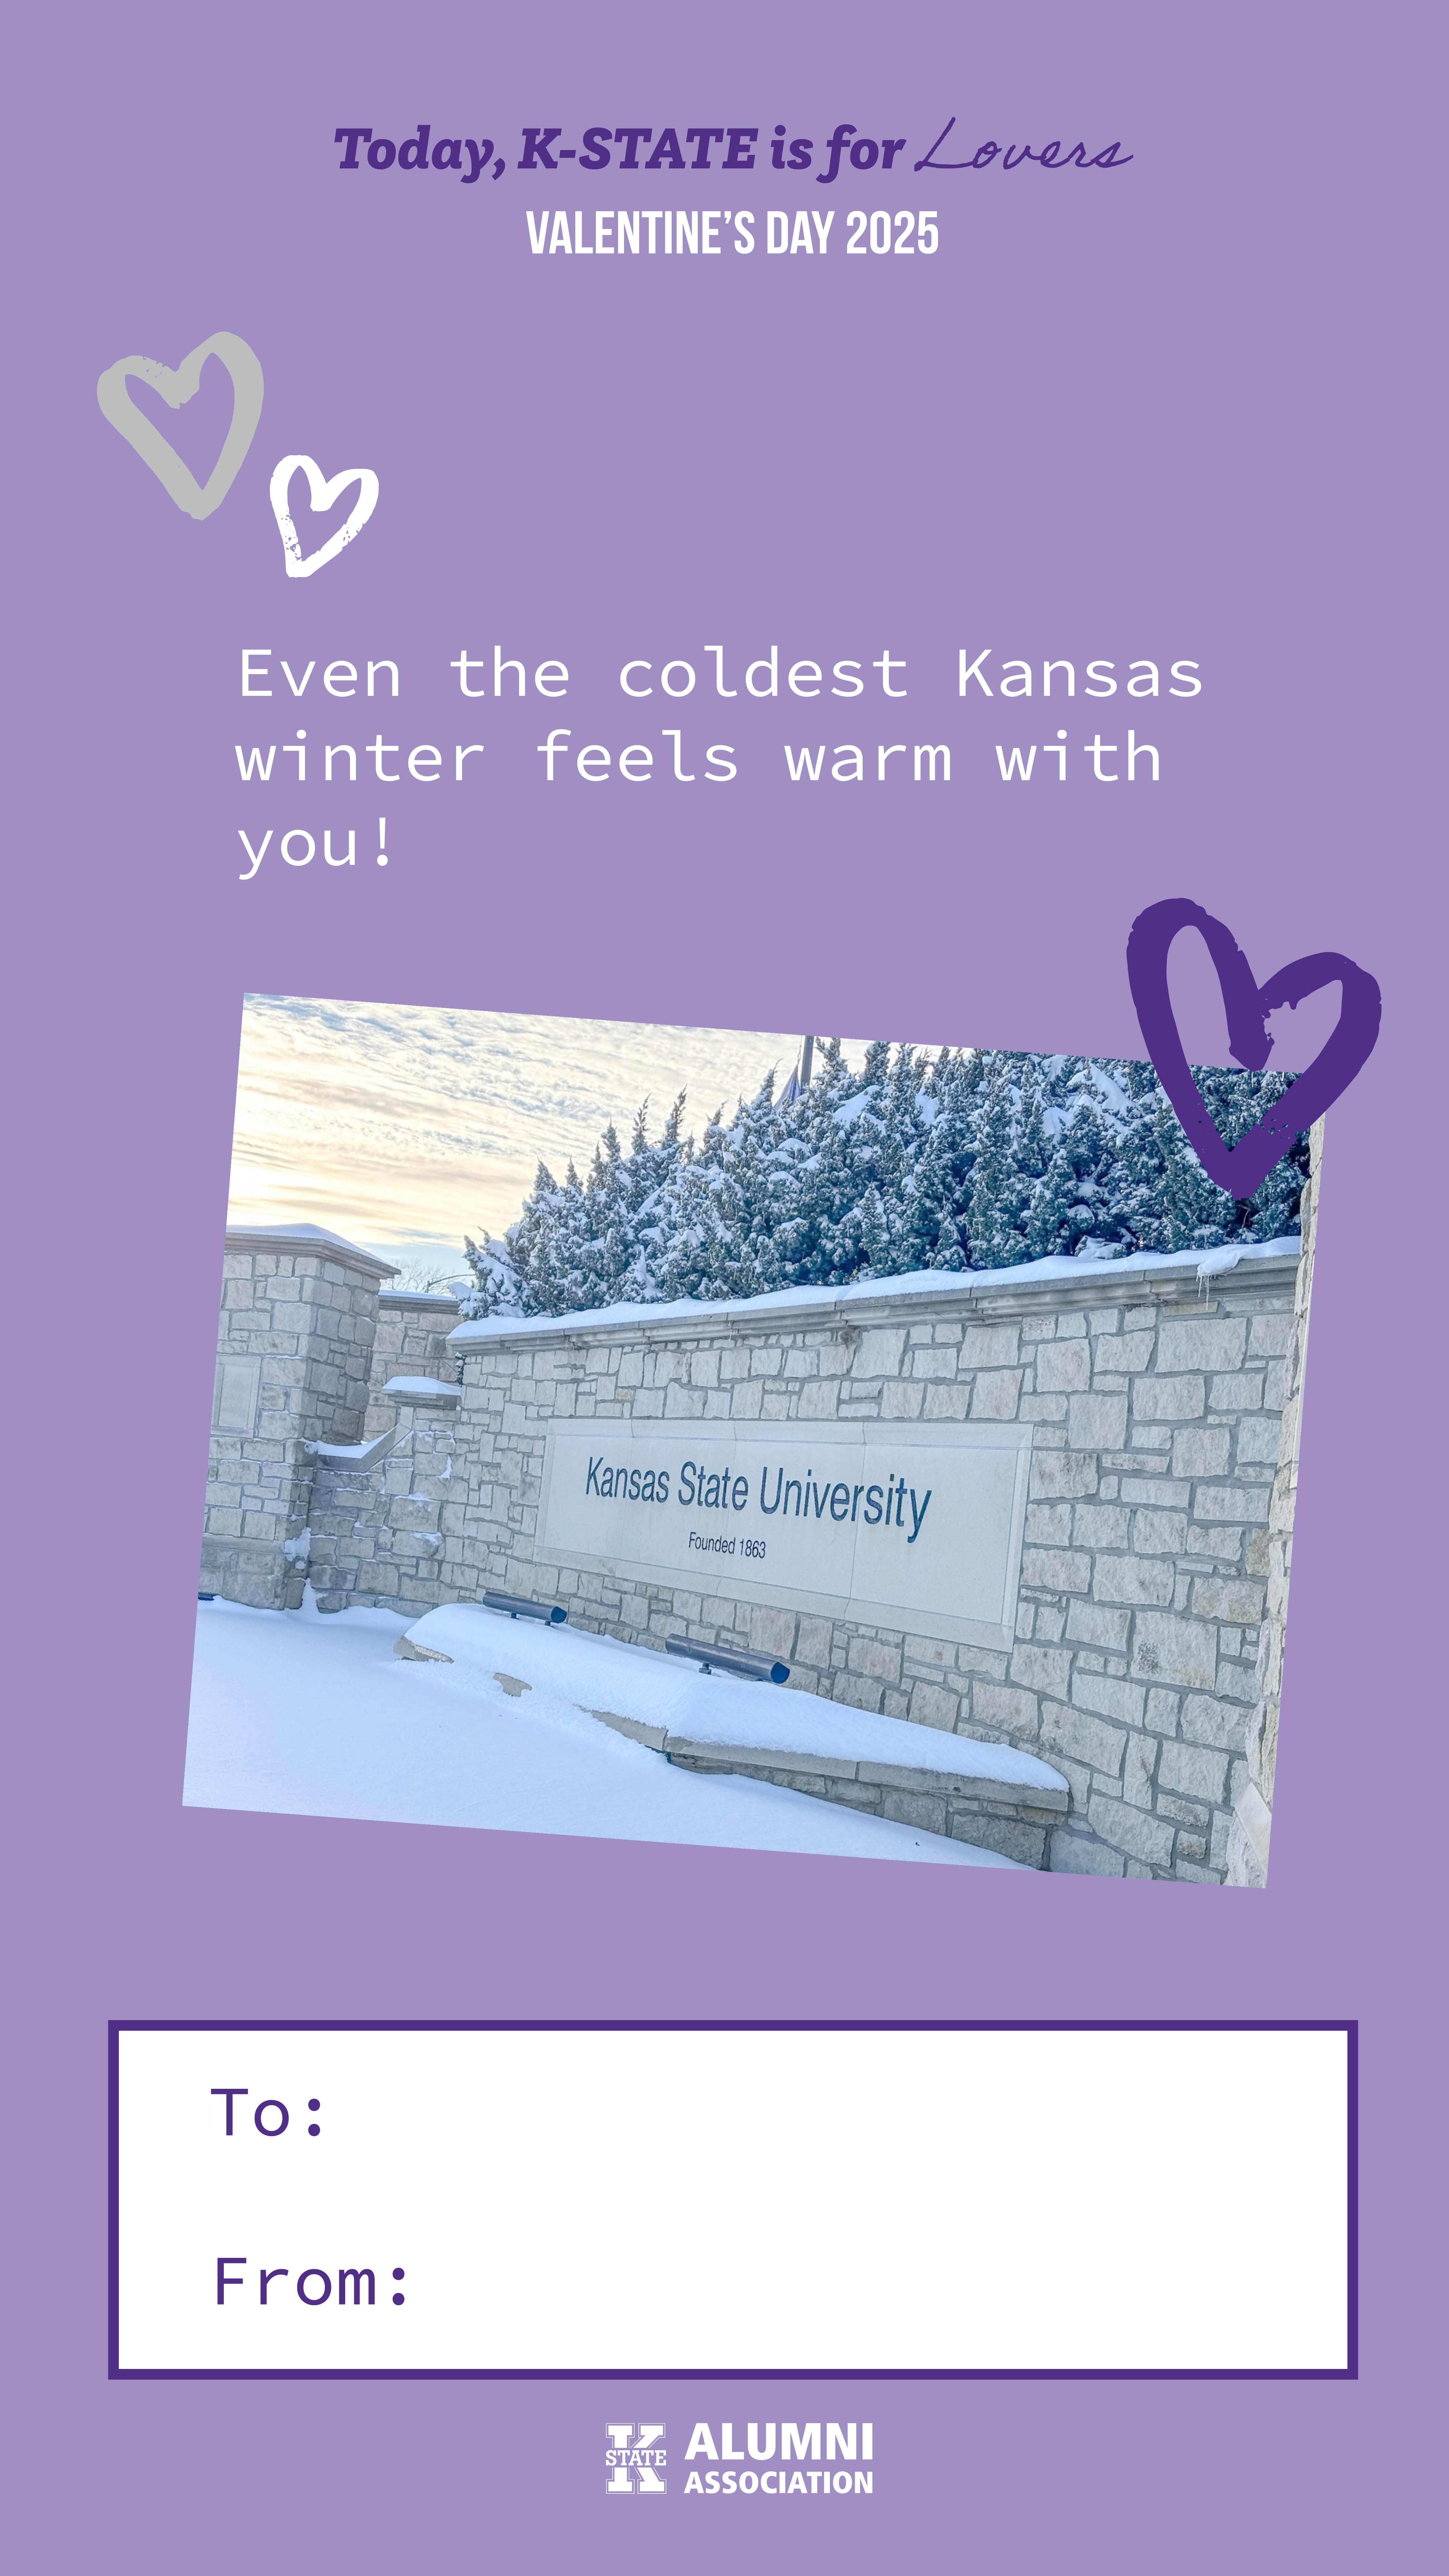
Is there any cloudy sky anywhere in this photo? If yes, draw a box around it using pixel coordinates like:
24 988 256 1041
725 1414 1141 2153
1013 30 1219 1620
226 995 877 1263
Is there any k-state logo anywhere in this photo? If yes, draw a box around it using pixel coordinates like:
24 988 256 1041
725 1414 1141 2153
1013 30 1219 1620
605 2423 667 2496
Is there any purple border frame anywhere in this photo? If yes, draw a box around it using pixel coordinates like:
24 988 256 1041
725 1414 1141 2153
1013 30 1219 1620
108 2018 1358 2384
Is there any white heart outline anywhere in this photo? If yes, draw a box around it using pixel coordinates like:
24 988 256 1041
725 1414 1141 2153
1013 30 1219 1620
96 332 264 520
269 452 380 579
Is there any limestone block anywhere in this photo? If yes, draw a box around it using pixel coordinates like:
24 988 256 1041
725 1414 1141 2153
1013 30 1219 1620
1193 1482 1271 1524
848 1634 903 1686
950 1814 1047 1868
909 1346 958 1380
1021 1547 1092 1595
1156 1317 1248 1373
1092 1555 1175 1608
830 1673 886 1715
750 1346 784 1376
1040 1699 1127 1777
1132 1507 1190 1554
1131 1611 1217 1691
1071 1670 1146 1728
1214 1662 1259 1703
908 1680 961 1732
1157 1791 1210 1829
1131 1375 1205 1422
1248 1313 1294 1356
796 1380 840 1421
1018 1395 1068 1423
1121 1474 1191 1507
1026 1502 1074 1546
1065 1601 1132 1652
795 1616 834 1666
1110 1333 1157 1373
960 1324 1020 1369
662 1383 707 1419
782 1348 818 1377
1036 1340 1092 1392
1009 1642 1072 1696
1122 1734 1158 1809
745 1603 798 1658
1158 1738 1229 1804
971 1681 1039 1737
880 1381 924 1420
1208 1371 1265 1410
1190 1576 1265 1623
678 1734 851 1780
1047 1830 1126 1876
1086 1793 1175 1868
1170 1425 1233 1478
970 1371 1024 1420
880 1788 950 1835
850 1326 904 1378
1072 1503 1131 1550
1234 1416 1282 1465
1029 1450 1099 1500
915 1382 970 1423
1067 1391 1128 1450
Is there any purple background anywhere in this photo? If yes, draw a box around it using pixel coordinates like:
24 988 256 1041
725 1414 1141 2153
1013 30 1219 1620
7 2 1440 2566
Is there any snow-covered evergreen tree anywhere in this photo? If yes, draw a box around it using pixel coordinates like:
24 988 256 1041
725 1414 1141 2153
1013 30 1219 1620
461 1041 1311 1321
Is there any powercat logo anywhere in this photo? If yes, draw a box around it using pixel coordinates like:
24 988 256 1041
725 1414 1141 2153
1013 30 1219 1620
683 2421 874 2497
605 2423 667 2495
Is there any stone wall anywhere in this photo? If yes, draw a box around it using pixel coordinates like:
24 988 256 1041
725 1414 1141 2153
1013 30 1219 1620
1225 1122 1324 1886
435 1244 1302 1881
363 1291 462 1437
199 1219 1310 1880
201 1224 396 1610
310 1384 461 1614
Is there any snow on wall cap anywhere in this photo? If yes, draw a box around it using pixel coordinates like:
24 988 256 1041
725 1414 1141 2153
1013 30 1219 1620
224 1222 399 1279
383 1375 461 1402
378 1288 462 1310
447 1236 1302 1349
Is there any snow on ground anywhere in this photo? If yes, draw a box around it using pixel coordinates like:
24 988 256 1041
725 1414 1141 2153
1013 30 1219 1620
405 1605 1066 1791
184 1596 1025 1867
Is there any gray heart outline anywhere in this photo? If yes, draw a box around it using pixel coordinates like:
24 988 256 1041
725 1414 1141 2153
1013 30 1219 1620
96 331 264 520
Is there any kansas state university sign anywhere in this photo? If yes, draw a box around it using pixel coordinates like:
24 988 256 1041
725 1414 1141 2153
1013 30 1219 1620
535 1418 1032 1649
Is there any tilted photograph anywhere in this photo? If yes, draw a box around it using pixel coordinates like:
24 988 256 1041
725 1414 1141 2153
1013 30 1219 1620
189 994 1318 1883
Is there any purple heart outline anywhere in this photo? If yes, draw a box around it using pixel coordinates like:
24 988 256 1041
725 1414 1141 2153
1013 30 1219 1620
1126 896 1382 1199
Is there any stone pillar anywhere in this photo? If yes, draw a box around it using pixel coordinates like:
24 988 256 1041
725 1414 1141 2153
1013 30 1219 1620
201 1224 397 1611
1225 1121 1324 1886
364 1291 461 1437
